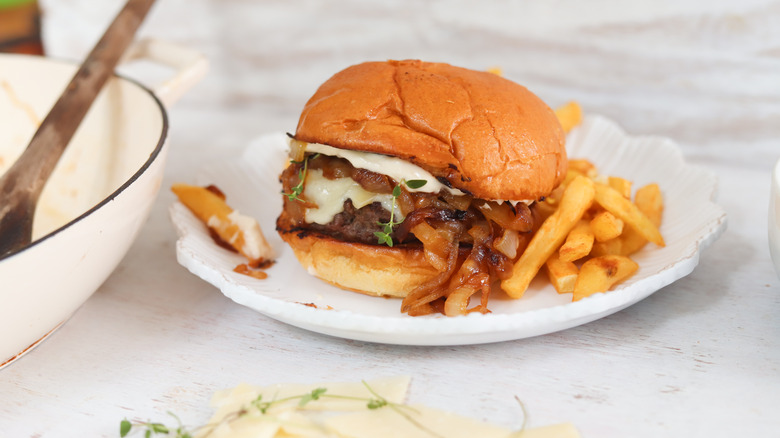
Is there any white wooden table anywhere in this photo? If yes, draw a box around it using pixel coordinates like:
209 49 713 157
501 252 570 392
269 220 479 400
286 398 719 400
2 1 779 436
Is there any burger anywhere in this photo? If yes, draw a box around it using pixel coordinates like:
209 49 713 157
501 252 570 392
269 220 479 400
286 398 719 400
277 60 567 316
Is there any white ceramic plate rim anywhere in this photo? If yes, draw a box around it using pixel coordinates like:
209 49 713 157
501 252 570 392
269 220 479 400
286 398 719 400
170 115 727 345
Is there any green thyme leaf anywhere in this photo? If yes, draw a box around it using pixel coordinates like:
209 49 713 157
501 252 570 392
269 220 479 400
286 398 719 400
251 395 272 414
363 380 390 411
150 423 169 434
404 179 427 189
282 153 320 202
375 183 406 247
374 231 394 247
367 398 388 409
120 419 132 437
299 387 328 406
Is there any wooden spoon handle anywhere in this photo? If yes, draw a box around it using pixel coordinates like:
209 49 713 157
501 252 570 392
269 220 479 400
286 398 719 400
12 0 157 197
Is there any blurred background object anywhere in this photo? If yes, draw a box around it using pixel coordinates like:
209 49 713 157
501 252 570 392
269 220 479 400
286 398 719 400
0 0 43 55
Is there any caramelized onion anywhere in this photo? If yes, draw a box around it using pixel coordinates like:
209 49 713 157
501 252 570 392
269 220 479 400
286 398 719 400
444 285 478 316
476 200 533 232
411 222 452 272
401 241 460 313
394 206 465 242
315 155 352 179
289 139 307 162
279 162 310 226
351 168 394 194
488 250 514 280
441 191 473 211
493 229 520 259
442 242 492 316
396 189 415 216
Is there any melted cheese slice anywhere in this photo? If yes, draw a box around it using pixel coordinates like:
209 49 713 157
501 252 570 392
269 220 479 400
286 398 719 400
305 142 463 196
303 169 399 225
197 376 581 438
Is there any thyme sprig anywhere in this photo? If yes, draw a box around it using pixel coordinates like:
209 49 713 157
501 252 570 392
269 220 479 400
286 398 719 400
374 179 427 247
282 153 320 202
119 382 427 438
120 412 190 438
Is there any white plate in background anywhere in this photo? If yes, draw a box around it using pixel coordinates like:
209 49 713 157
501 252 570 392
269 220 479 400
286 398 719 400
170 115 727 345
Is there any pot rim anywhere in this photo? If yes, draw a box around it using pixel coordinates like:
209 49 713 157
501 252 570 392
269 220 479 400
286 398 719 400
0 54 169 262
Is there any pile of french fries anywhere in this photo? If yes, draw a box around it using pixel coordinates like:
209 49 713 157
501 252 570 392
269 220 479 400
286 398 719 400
501 152 665 302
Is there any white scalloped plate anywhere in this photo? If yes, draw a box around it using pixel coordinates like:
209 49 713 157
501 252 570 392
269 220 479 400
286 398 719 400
170 115 727 345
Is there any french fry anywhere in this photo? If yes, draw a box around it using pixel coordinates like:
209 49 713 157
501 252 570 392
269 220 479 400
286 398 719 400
554 101 583 134
172 183 274 265
560 169 582 190
559 220 594 262
502 175 595 298
533 200 558 224
567 159 597 178
486 66 503 76
590 237 623 257
590 211 624 242
546 252 578 294
635 183 663 227
618 230 645 256
573 255 638 301
608 176 632 199
593 183 665 247
620 183 664 255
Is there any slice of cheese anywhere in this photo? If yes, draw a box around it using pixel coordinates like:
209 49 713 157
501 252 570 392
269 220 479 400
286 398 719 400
302 140 534 206
305 142 462 196
208 376 410 419
197 376 580 438
326 404 580 438
325 404 511 438
303 169 397 225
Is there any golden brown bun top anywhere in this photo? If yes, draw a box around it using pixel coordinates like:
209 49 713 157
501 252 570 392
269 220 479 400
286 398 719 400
295 59 567 200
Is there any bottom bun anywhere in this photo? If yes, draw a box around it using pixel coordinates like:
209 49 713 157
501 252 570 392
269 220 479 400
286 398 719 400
278 228 444 299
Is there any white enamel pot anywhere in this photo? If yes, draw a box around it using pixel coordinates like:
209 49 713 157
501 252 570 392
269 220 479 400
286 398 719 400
0 39 207 367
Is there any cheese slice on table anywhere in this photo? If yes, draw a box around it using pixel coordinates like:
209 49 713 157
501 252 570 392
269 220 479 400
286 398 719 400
325 404 511 438
195 376 580 438
197 377 410 438
326 404 580 438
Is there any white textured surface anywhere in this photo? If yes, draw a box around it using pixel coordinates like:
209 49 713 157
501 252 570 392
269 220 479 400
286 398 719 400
171 117 726 345
1 1 779 437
